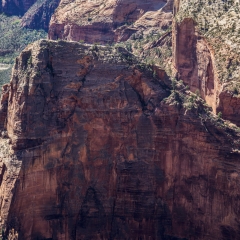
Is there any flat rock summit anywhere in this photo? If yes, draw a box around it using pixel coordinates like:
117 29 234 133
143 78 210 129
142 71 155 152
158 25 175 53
1 0 240 239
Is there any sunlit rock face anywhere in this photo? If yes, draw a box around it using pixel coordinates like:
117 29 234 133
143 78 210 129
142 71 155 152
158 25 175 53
172 0 240 126
48 0 174 43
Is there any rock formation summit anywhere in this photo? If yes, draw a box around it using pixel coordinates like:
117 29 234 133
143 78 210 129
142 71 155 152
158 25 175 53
1 0 240 239
0 39 240 239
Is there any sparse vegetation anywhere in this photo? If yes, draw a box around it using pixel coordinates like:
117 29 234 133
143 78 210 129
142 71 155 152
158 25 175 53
0 14 47 89
0 66 12 90
0 14 47 64
176 0 240 83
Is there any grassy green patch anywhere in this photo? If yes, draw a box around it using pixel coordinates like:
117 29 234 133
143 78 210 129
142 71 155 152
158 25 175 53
0 66 12 90
0 13 47 64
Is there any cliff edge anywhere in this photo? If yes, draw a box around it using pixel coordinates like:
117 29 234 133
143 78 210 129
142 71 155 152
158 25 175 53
0 40 240 239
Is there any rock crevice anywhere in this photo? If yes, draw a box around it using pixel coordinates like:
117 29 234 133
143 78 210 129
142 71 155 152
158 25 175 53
0 40 240 239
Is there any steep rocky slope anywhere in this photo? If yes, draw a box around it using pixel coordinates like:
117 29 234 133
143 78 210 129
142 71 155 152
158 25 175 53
48 0 240 127
0 0 60 31
0 40 240 239
21 0 61 31
173 0 240 125
1 0 240 239
48 0 173 43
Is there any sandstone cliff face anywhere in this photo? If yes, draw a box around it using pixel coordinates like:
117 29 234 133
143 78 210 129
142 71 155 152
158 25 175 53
172 18 219 113
1 40 240 239
172 0 240 125
217 87 240 127
173 22 240 126
48 0 173 43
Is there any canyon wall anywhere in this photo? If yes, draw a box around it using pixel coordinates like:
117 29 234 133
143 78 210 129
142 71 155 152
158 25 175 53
172 0 240 126
0 40 240 239
217 88 240 127
21 0 61 31
0 0 59 31
48 0 173 43
172 18 219 113
173 19 240 126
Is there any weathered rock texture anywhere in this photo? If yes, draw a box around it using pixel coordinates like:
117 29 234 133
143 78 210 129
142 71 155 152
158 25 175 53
48 0 173 43
21 0 61 31
173 18 219 113
172 0 240 126
217 86 240 127
1 40 240 239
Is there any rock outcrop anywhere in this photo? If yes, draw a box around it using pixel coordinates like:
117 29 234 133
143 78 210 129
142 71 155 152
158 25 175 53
172 18 240 126
172 0 240 126
172 18 219 113
217 86 240 127
0 40 240 239
48 0 173 43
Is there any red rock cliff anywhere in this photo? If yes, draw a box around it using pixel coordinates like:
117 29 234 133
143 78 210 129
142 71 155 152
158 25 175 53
48 0 173 43
172 18 219 113
172 1 240 126
0 40 240 239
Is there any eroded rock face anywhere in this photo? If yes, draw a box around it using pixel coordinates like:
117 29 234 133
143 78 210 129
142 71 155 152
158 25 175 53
172 1 240 126
172 16 240 126
173 18 219 113
48 0 173 43
0 40 240 239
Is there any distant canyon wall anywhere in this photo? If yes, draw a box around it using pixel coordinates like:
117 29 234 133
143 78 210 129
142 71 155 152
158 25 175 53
48 0 174 43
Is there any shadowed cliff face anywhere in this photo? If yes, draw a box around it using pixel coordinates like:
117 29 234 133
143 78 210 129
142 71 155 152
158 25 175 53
0 0 60 31
21 0 61 31
0 40 240 239
1 0 37 15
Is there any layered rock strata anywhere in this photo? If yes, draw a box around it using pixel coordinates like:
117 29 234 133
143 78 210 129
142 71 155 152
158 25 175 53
0 40 240 239
48 0 173 43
